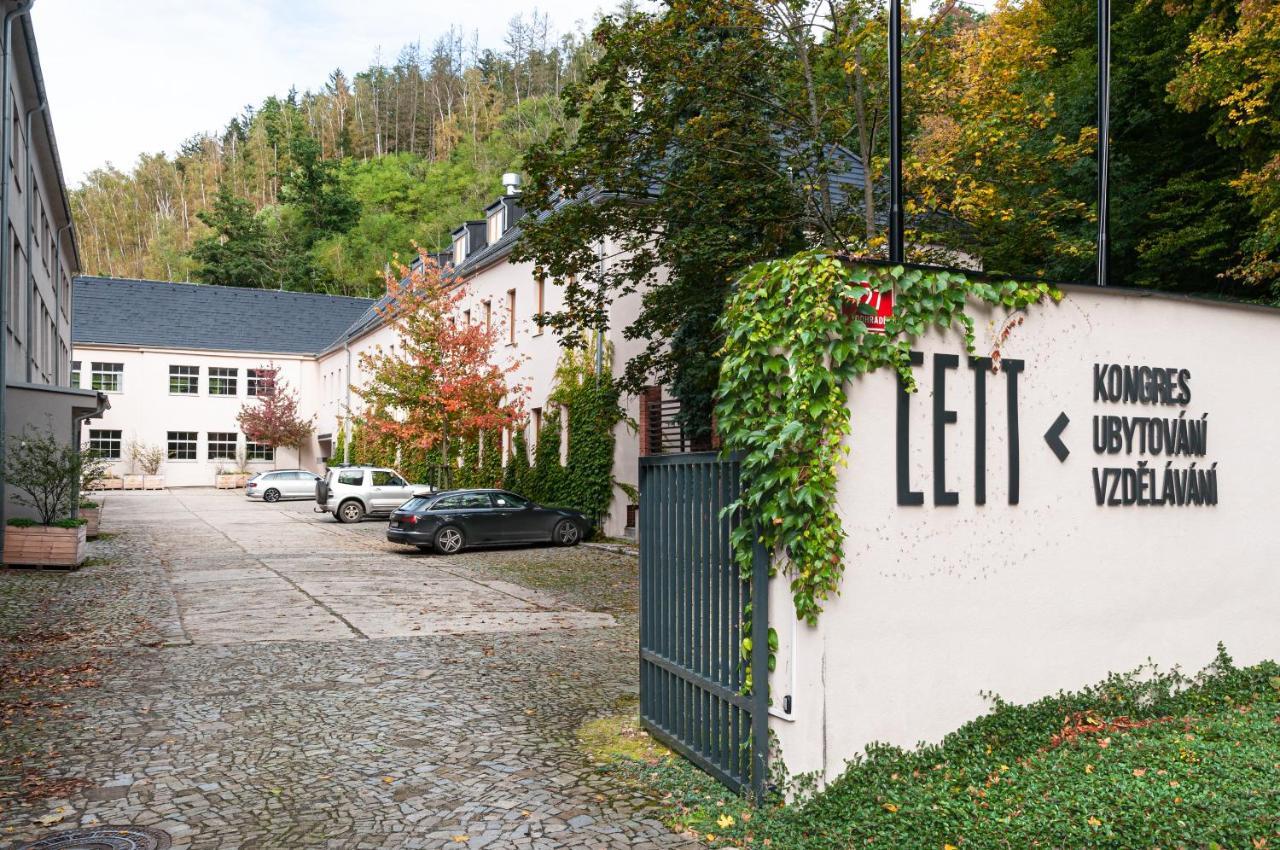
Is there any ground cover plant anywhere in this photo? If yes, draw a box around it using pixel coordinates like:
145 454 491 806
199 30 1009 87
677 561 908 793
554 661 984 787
595 646 1280 849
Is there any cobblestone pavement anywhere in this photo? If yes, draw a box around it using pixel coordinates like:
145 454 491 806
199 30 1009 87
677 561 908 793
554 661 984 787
1 490 696 850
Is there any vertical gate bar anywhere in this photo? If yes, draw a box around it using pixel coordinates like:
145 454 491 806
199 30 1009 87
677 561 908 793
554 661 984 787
750 528 770 802
711 457 723 771
639 460 647 725
720 456 732 773
694 458 706 759
676 459 687 745
662 462 672 732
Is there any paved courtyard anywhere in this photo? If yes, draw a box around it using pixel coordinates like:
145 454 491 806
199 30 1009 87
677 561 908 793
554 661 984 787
0 489 695 849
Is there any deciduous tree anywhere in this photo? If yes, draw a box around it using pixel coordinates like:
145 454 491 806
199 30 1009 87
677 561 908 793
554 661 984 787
236 366 315 463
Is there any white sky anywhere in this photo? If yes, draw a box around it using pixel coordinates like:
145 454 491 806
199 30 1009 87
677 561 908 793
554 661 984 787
31 0 983 188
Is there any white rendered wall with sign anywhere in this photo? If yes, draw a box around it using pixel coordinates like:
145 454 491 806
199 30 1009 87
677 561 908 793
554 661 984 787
770 284 1279 782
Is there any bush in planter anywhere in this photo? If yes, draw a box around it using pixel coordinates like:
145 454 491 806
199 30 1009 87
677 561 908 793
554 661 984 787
4 426 85 524
128 440 163 475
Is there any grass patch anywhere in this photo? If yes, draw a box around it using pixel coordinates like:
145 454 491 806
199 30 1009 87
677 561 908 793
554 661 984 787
80 557 116 568
596 646 1280 848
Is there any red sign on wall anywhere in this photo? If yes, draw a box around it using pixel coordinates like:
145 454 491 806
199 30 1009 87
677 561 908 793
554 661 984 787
843 281 894 334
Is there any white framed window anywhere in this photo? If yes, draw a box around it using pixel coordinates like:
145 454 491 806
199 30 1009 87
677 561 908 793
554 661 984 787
88 429 122 460
487 210 503 244
90 362 123 393
169 364 199 395
207 432 237 460
246 368 271 397
70 360 80 388
167 431 197 461
453 235 466 265
533 277 545 336
209 367 238 396
246 441 274 462
507 288 516 345
483 300 492 332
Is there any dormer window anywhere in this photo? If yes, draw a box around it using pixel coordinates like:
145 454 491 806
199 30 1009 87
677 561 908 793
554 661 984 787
453 234 466 266
487 208 504 244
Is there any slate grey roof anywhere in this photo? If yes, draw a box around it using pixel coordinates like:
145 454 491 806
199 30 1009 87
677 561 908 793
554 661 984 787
72 277 376 355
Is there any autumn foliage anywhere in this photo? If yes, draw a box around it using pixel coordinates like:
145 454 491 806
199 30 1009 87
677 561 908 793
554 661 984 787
236 365 315 454
355 251 525 461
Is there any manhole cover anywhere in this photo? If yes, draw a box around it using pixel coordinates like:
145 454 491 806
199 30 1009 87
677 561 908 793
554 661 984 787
16 826 171 850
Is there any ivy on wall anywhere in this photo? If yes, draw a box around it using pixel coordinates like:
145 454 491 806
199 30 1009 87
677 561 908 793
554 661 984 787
716 252 1061 625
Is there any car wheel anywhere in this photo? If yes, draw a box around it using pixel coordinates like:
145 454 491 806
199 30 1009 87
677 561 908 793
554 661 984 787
554 519 581 546
434 526 464 554
337 500 364 523
263 488 281 503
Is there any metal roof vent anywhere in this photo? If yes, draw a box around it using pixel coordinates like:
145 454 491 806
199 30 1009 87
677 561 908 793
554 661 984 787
502 172 521 195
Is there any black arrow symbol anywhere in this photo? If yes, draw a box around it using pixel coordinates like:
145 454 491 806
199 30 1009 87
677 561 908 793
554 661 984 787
1044 412 1070 462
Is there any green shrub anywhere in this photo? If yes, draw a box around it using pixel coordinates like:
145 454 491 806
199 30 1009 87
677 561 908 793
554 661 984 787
52 518 88 528
79 500 99 510
610 646 1280 849
5 517 37 528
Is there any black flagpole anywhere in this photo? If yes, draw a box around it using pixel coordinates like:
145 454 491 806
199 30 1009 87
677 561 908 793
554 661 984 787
888 0 904 264
1096 0 1111 286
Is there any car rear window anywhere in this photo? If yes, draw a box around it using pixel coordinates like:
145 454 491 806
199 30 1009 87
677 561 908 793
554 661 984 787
338 470 363 486
399 497 431 512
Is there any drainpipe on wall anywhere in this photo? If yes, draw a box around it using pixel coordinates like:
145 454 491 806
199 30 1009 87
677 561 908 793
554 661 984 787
23 98 46 383
0 0 35 547
343 338 352 465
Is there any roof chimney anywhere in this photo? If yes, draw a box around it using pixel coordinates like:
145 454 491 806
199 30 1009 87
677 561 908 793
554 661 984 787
502 172 521 195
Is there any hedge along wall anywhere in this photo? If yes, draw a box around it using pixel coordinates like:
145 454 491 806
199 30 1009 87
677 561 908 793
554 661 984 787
766 282 1280 783
337 345 625 526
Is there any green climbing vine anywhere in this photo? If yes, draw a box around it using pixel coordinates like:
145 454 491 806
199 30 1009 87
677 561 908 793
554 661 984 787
716 251 1061 625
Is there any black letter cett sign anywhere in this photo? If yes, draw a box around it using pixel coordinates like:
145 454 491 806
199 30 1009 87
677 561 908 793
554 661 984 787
895 355 1218 508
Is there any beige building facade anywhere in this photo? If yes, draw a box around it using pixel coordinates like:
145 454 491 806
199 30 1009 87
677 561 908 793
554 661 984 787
1 2 107 530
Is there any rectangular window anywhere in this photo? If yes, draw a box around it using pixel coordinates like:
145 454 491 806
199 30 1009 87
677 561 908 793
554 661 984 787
9 234 21 337
463 308 471 325
487 211 502 244
70 360 80 388
453 235 466 265
483 300 492 333
246 441 274 461
207 432 238 460
246 368 271 396
169 364 199 395
88 429 122 460
166 431 197 461
90 362 123 393
507 288 516 344
534 277 545 335
209 366 238 396
531 407 542 451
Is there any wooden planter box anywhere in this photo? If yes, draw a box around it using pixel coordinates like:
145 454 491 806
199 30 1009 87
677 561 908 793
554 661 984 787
89 477 123 491
81 508 101 538
142 475 165 491
122 474 144 490
215 473 250 489
3 525 87 568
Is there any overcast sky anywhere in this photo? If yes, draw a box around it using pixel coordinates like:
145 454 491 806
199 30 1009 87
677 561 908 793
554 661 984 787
31 0 979 188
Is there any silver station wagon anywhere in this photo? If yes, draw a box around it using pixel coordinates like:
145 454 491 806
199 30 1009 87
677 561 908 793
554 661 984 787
245 469 324 502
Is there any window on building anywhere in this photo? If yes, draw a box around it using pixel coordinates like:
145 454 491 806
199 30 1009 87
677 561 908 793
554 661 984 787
90 362 123 393
207 432 238 460
463 308 471 325
246 368 272 396
209 366 238 396
507 289 516 344
9 234 21 337
487 210 503 244
531 407 542 450
534 277 545 335
246 441 274 461
483 300 492 332
453 234 466 265
169 364 199 395
88 429 122 460
70 360 80 388
167 431 197 461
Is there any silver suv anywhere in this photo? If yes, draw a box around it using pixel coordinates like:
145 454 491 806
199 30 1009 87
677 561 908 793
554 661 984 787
315 466 428 523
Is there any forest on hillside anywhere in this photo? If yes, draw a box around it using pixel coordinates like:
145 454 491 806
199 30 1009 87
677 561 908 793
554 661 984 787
71 11 599 296
72 0 1278 311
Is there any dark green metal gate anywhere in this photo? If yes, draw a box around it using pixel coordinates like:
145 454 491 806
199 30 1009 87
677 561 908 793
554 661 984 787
638 451 769 799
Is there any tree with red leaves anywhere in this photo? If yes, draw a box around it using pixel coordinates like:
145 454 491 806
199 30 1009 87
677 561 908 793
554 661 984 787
355 250 525 469
236 365 315 466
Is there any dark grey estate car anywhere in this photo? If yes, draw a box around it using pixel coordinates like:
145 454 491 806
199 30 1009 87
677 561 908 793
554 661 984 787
386 489 591 553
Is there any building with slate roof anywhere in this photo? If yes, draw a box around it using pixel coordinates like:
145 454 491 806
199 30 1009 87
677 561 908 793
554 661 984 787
71 155 867 537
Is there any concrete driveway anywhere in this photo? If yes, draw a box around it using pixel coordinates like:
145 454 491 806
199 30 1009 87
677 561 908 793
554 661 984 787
140 490 615 644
